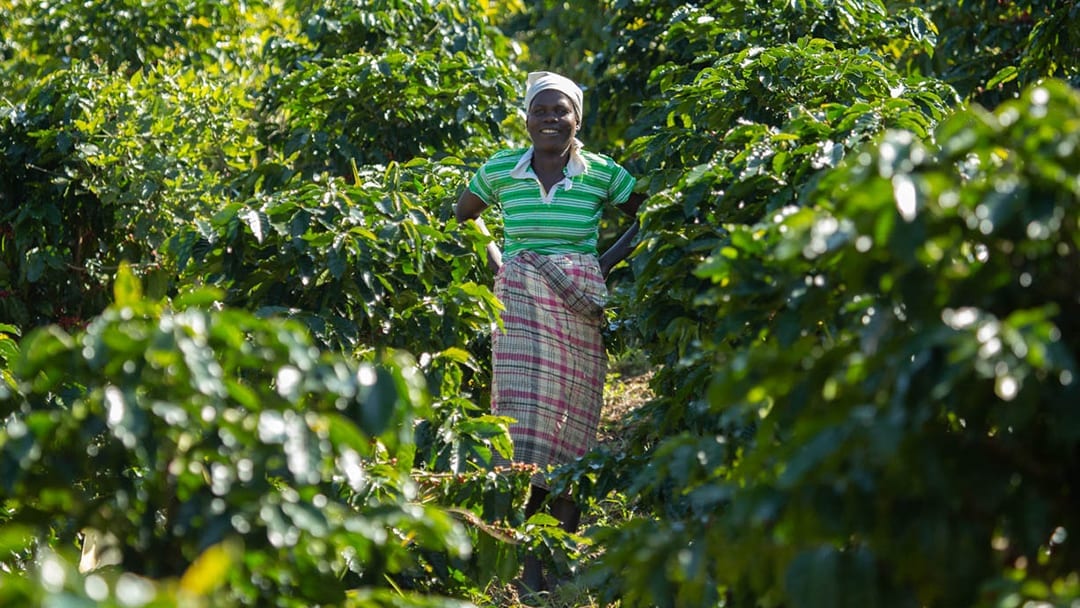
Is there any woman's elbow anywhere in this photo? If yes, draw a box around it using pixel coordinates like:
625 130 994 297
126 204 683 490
455 192 486 223
621 192 645 217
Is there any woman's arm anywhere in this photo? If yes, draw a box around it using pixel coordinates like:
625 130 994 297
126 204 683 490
455 189 488 223
599 191 645 278
455 189 503 270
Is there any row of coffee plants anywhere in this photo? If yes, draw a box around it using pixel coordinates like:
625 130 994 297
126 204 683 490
535 1 1080 606
2 0 538 606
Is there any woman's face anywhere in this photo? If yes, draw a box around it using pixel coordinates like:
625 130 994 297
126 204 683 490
526 89 579 154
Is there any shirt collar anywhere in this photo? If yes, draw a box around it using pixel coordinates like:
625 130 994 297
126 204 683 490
509 139 587 180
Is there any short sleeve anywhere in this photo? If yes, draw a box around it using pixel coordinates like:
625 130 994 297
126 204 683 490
468 161 497 206
608 161 636 206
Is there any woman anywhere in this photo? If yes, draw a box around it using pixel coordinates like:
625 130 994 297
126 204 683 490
455 71 643 594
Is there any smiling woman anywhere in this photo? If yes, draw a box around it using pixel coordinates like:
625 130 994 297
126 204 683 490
454 71 644 597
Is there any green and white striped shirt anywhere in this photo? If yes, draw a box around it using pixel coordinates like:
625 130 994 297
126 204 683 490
468 146 636 257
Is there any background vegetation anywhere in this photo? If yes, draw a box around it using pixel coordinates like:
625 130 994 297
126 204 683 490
2 0 1078 606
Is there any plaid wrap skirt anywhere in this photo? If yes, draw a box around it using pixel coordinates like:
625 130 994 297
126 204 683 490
492 252 608 488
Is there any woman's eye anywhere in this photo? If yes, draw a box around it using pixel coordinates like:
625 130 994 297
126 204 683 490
530 106 572 118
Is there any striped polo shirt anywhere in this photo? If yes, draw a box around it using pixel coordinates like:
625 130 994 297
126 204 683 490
468 146 636 257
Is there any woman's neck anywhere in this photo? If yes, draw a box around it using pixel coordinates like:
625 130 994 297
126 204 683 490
531 147 570 173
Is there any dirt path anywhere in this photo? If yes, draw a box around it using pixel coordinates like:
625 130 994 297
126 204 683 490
598 368 654 446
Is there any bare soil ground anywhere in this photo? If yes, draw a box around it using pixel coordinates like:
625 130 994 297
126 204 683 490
599 368 654 444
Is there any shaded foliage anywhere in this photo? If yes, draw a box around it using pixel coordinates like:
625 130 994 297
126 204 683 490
0 63 262 327
0 272 473 605
260 51 520 177
921 0 1080 107
587 77 1080 608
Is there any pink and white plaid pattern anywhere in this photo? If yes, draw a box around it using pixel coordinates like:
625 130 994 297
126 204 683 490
491 253 608 488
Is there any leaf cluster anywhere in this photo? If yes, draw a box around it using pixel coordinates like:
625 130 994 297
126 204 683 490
0 1 533 605
592 77 1080 608
0 271 479 605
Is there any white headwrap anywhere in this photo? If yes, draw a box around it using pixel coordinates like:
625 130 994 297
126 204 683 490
524 71 583 121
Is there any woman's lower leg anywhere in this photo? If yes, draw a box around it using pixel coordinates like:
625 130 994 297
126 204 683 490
549 496 581 534
520 484 549 593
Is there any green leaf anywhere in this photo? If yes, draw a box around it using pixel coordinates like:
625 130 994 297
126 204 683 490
786 547 840 608
435 347 472 364
25 251 46 283
327 244 347 280
113 261 143 308
15 326 75 380
0 525 34 554
356 365 398 436
180 540 240 597
172 287 225 309
0 336 19 362
324 412 373 456
241 208 272 244
986 66 1018 89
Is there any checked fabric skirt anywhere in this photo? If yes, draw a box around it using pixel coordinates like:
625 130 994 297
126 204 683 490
491 252 608 488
